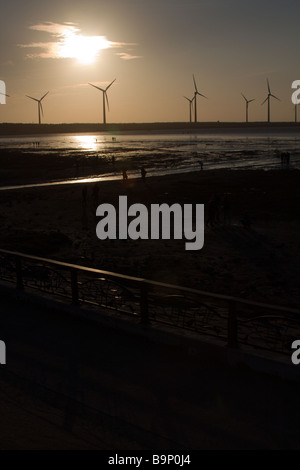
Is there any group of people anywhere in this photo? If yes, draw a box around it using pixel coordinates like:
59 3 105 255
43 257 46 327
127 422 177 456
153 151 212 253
122 166 147 182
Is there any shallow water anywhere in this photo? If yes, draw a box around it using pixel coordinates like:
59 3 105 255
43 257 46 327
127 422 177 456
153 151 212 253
1 130 300 187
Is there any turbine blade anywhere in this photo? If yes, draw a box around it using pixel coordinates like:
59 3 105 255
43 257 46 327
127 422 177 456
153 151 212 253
105 78 116 91
193 74 198 92
105 91 109 111
267 78 270 93
26 95 39 102
89 83 105 92
241 93 247 102
184 96 192 102
270 94 280 101
40 91 49 101
197 92 208 99
261 97 268 105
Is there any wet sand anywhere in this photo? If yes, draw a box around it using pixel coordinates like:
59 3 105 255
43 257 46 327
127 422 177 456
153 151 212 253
0 148 115 186
0 167 299 308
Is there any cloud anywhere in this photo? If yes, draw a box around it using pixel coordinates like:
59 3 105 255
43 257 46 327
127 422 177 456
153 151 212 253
19 42 59 59
19 22 141 62
29 22 80 36
115 52 143 60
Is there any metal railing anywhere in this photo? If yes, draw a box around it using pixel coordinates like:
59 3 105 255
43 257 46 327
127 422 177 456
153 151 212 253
0 248 299 356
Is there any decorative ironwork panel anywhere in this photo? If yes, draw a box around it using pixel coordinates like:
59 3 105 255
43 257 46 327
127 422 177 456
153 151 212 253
22 262 71 298
237 304 300 354
78 275 139 316
0 253 17 283
147 290 228 339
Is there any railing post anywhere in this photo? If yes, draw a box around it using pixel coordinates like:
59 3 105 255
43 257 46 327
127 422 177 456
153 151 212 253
71 268 79 305
228 299 238 348
140 282 149 324
15 256 23 290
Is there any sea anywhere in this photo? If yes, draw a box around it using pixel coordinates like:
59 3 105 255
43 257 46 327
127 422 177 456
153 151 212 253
1 129 300 188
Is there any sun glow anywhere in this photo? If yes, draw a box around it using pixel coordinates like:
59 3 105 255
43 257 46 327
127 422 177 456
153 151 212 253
58 30 112 64
21 23 141 63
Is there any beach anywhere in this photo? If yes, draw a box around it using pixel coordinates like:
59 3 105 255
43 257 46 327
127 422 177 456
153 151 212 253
1 166 299 308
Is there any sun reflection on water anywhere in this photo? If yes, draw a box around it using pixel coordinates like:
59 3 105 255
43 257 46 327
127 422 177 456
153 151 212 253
74 135 101 151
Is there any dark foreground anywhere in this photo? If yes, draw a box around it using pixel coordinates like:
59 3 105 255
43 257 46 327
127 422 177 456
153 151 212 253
0 291 300 450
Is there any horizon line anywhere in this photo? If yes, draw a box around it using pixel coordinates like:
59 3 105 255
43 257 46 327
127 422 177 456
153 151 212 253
0 121 299 126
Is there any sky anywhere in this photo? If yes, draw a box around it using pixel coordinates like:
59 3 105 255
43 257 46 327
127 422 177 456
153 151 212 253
0 0 300 124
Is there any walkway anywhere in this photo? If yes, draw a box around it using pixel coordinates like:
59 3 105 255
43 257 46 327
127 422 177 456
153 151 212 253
0 293 300 450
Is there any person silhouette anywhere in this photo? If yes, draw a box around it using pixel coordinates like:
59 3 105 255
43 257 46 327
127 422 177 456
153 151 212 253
141 167 147 182
122 168 128 181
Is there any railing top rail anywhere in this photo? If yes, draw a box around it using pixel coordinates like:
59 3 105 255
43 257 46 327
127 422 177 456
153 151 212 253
0 248 299 316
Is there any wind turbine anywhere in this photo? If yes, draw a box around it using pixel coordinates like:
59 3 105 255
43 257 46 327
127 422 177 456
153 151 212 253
241 93 255 123
89 79 116 125
184 96 194 123
261 79 280 123
26 91 49 124
192 74 207 123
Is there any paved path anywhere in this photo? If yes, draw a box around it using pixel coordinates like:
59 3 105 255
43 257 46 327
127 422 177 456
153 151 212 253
0 294 300 450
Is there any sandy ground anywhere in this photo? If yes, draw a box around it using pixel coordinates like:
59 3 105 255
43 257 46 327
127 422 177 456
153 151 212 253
0 167 299 308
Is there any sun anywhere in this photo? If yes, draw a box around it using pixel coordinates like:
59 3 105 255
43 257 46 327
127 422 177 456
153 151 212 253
57 30 112 64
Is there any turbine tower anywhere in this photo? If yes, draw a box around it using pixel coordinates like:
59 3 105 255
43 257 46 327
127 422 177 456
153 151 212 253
192 74 207 123
89 79 116 125
261 79 280 123
184 96 194 123
241 93 255 123
26 91 49 124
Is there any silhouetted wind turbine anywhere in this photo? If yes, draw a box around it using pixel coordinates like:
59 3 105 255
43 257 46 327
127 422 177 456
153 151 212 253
26 91 49 124
192 75 207 123
184 96 194 123
241 93 255 123
261 79 280 123
89 79 116 125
